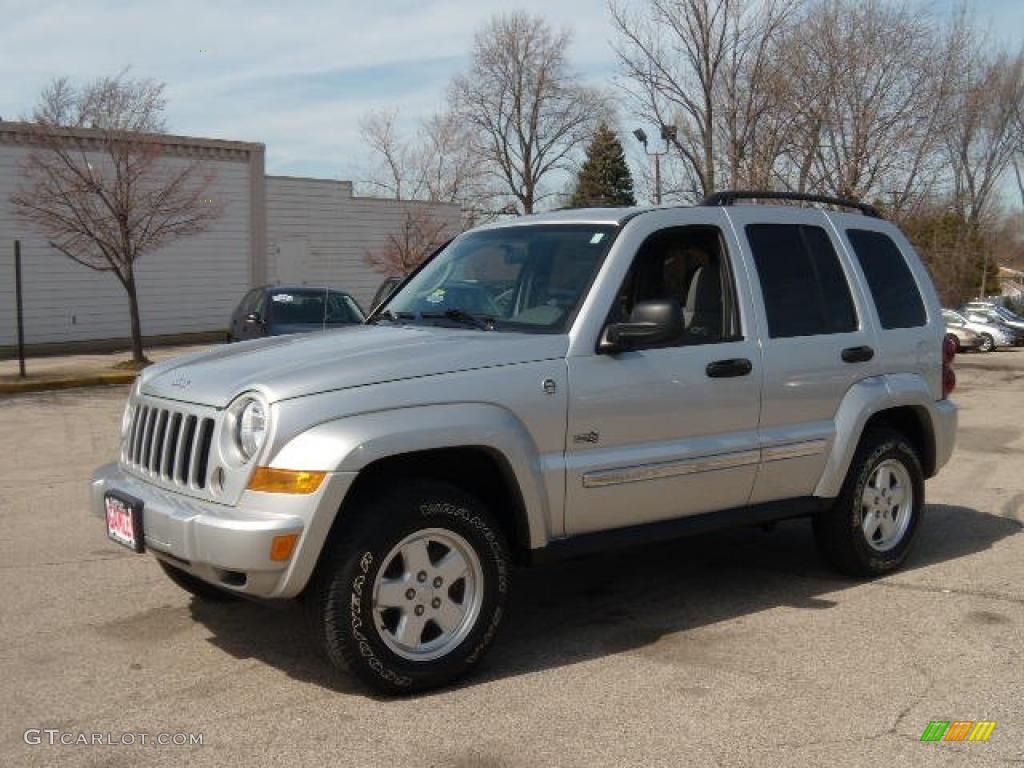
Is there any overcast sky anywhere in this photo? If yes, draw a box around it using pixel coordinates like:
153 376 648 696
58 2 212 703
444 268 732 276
1 0 1022 191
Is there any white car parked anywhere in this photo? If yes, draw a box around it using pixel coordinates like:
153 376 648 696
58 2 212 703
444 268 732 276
942 309 1018 352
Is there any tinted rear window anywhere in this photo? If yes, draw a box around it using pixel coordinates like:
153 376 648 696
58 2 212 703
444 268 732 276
746 224 858 338
846 229 926 329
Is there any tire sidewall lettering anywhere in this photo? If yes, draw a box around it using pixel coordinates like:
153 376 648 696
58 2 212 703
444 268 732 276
347 550 412 688
419 502 509 593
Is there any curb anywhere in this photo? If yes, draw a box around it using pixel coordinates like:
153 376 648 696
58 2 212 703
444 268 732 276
0 371 138 395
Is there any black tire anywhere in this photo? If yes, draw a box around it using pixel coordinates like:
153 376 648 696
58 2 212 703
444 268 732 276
157 559 240 601
305 480 510 695
813 428 924 577
978 333 995 353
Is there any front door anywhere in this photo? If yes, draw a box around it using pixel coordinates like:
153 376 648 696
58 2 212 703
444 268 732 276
564 210 763 535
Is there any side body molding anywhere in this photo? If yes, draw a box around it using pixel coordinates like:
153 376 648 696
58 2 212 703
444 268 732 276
814 374 954 498
269 403 555 548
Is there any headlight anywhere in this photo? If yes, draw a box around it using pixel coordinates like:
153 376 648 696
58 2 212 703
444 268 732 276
235 398 267 461
121 381 140 438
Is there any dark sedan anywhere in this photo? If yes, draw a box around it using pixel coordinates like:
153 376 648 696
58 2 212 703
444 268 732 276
227 286 365 342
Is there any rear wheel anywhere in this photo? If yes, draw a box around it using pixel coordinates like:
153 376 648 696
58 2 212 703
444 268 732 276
978 333 995 352
157 560 239 601
813 428 924 577
305 480 510 694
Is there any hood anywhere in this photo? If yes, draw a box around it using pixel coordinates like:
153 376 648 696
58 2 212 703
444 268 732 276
268 323 347 335
141 324 569 407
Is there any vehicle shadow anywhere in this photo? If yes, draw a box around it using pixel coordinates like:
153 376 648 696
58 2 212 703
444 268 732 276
189 503 1020 697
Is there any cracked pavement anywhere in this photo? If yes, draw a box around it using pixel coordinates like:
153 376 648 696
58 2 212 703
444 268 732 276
1 350 1022 767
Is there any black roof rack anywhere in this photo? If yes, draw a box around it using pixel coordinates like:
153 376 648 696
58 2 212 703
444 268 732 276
701 190 881 218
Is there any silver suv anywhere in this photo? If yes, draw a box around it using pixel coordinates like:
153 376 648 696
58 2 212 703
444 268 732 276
92 191 957 694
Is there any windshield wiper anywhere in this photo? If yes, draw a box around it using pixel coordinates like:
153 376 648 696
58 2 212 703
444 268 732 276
420 308 495 331
367 309 416 325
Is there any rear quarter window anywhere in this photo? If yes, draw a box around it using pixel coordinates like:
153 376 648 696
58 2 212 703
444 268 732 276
845 229 926 329
745 223 858 338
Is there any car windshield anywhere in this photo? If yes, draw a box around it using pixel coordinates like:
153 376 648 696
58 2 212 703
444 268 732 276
380 224 618 332
268 290 361 324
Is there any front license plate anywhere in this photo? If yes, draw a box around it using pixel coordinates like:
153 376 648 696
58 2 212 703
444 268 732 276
105 492 144 553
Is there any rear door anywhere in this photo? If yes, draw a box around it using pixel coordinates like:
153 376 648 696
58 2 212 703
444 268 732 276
724 207 880 503
830 218 937 397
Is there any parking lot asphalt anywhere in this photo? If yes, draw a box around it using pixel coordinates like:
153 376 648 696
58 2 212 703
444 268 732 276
1 349 1022 767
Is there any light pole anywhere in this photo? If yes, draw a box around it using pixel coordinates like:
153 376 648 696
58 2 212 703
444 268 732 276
633 124 676 205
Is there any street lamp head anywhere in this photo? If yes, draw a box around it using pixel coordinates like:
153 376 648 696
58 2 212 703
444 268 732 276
660 124 677 142
632 128 648 145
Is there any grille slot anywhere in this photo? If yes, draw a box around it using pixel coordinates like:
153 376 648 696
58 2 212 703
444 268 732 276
125 401 215 491
178 415 197 484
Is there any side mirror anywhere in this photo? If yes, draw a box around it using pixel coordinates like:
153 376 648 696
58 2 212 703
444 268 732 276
599 299 683 354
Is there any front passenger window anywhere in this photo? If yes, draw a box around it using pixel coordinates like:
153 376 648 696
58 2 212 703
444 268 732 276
611 225 741 347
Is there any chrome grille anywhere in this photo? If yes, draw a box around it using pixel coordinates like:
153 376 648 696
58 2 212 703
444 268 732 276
125 401 216 489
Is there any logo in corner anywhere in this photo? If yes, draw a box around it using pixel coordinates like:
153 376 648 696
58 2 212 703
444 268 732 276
170 376 191 389
920 720 996 742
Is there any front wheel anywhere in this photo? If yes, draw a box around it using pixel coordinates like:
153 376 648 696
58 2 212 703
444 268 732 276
978 333 995 352
305 481 510 694
813 428 924 577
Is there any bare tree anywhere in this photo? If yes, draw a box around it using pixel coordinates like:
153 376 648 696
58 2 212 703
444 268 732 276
360 109 488 224
449 12 604 214
612 0 799 199
359 108 413 200
777 0 953 209
10 74 223 364
363 207 455 277
945 47 1024 228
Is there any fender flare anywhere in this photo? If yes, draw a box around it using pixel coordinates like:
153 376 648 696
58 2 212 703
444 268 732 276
269 403 554 548
814 374 939 498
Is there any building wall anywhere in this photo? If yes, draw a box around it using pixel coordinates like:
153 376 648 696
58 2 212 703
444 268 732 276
0 123 261 351
265 176 461 310
0 121 462 354
1 123 464 354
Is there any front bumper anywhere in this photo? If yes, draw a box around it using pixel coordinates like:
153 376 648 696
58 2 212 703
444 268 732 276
91 462 356 598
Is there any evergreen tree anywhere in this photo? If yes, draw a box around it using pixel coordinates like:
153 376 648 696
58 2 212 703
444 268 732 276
569 123 636 207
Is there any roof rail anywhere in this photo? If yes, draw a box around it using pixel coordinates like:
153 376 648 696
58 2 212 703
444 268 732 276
701 190 882 218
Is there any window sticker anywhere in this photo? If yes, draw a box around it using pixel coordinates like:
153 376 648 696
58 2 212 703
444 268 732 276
272 294 294 303
590 232 606 244
426 288 446 304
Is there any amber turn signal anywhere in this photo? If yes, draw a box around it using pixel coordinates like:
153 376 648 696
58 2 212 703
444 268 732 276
247 467 326 494
270 533 299 562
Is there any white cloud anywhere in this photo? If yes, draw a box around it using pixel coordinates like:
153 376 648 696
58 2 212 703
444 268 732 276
2 0 1020 191
0 0 619 178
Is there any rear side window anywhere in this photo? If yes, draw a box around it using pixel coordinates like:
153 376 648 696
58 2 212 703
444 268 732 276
746 224 858 338
846 229 926 329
